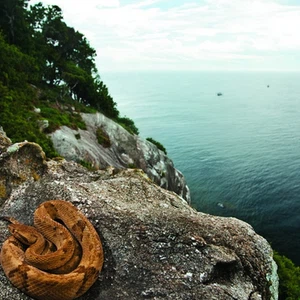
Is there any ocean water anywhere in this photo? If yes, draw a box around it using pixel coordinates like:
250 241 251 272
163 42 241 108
102 71 300 265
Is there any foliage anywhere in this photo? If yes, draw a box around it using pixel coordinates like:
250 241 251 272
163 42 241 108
0 34 38 87
0 1 134 118
0 83 58 158
273 251 300 300
39 104 86 133
146 137 167 154
78 160 95 171
117 116 139 135
0 0 32 50
128 163 137 169
96 128 111 148
0 2 139 158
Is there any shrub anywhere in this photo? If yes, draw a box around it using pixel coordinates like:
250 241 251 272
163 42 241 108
128 163 137 169
273 251 300 300
78 160 94 170
116 116 139 135
146 137 167 155
96 127 111 148
40 104 86 133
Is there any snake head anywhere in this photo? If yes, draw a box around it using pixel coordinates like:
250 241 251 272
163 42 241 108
0 216 37 245
8 223 38 245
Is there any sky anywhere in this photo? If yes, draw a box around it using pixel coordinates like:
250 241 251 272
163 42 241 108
30 0 300 72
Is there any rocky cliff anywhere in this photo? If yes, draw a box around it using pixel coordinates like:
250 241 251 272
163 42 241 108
49 112 190 202
0 129 278 299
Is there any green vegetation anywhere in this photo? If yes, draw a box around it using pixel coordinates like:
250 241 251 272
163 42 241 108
273 251 300 300
78 160 95 171
146 137 167 154
0 0 138 157
128 163 137 169
74 133 81 140
96 127 111 148
117 116 139 135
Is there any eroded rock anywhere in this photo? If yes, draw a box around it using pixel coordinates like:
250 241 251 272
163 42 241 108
0 127 11 153
49 112 190 202
0 130 278 300
0 140 47 206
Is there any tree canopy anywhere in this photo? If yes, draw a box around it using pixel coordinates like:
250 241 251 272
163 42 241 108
0 1 139 156
0 0 120 118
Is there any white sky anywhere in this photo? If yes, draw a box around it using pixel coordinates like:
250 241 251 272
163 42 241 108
30 0 300 72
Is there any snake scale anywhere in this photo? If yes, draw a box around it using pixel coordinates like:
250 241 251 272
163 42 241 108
0 200 104 300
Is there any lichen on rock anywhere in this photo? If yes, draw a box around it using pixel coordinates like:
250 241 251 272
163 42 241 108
0 138 47 205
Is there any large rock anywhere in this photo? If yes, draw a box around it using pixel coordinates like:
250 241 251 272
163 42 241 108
49 112 190 202
0 132 278 300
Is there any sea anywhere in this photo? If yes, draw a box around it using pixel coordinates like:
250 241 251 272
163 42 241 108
102 70 300 266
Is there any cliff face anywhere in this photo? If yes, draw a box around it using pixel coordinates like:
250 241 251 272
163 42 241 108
49 112 190 202
0 130 278 300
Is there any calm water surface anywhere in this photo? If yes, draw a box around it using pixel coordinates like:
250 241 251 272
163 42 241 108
102 71 300 265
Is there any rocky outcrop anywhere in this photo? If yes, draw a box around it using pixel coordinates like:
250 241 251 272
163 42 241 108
49 112 190 202
0 131 278 300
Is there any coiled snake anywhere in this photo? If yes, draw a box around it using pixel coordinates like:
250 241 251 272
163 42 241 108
0 200 104 300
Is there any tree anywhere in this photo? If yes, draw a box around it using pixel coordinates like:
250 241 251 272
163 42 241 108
0 0 139 158
0 0 135 132
89 78 119 118
0 32 37 87
0 0 33 52
28 3 97 87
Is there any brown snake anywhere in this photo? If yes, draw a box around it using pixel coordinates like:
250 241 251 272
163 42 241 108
0 200 104 300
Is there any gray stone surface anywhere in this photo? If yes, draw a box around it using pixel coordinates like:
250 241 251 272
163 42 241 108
0 132 278 300
49 112 190 202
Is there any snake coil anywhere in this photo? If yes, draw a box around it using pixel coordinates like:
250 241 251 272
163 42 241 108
0 200 104 300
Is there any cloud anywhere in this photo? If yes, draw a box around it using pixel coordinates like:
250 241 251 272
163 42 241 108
96 0 120 7
127 0 163 9
30 0 300 71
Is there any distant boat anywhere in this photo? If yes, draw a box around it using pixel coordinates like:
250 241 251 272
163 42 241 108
217 92 223 96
